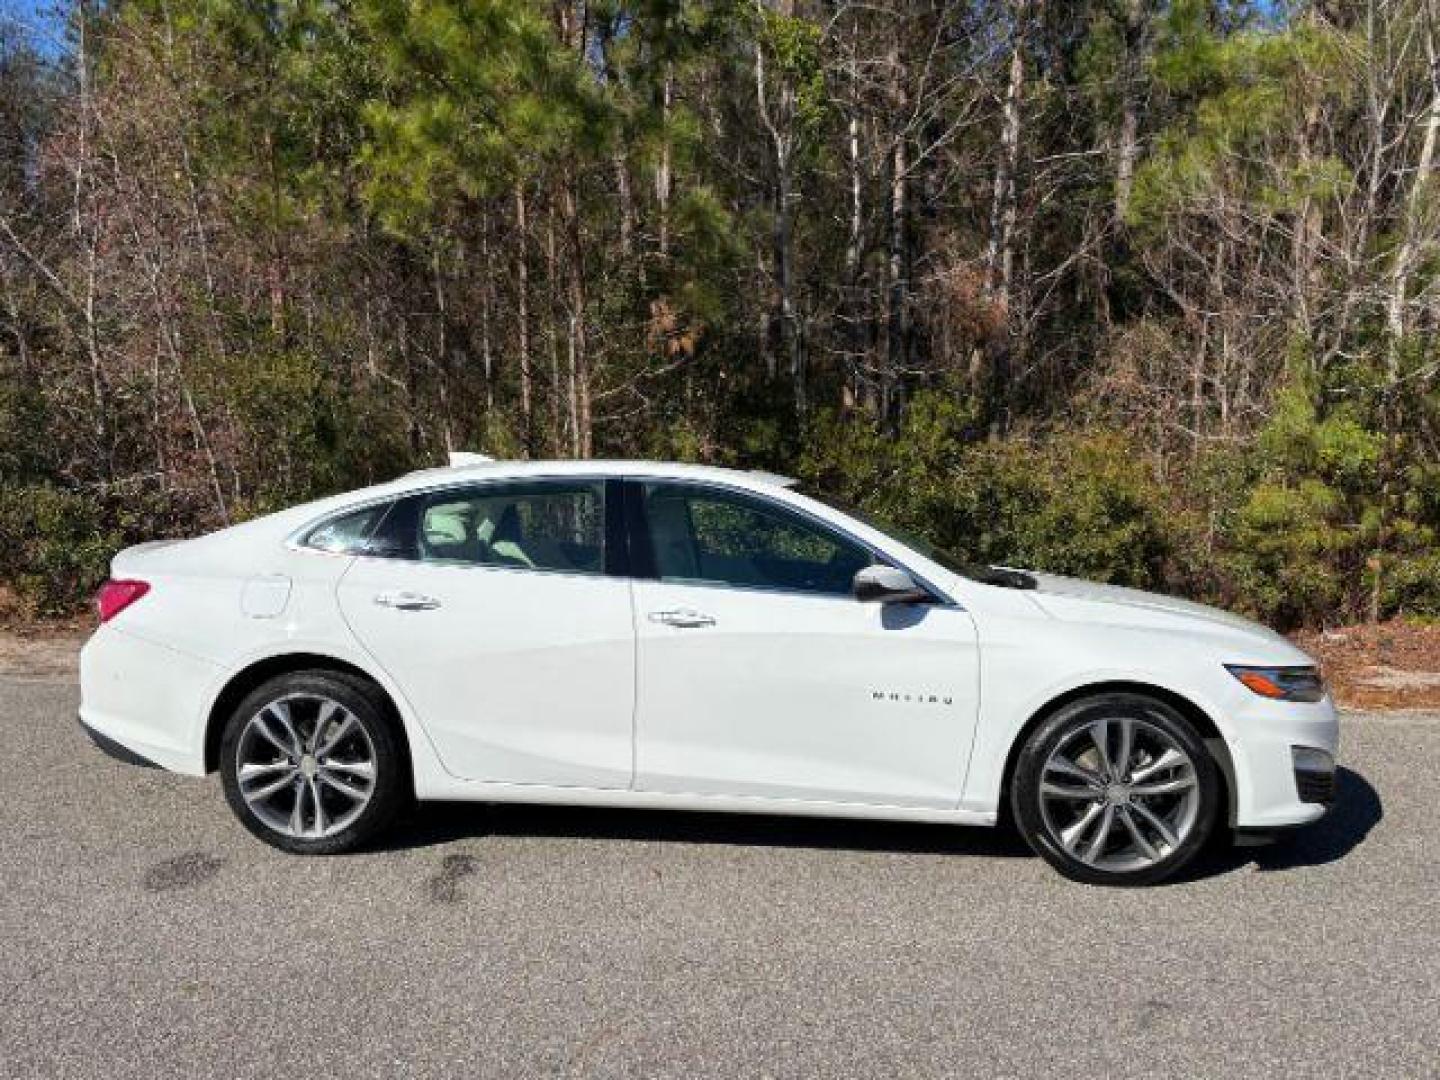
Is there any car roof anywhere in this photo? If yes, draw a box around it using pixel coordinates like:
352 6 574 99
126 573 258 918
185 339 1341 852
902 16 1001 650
393 459 798 492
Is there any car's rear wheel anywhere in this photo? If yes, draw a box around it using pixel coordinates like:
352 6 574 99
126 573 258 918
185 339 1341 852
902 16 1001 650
219 671 407 854
1011 693 1220 886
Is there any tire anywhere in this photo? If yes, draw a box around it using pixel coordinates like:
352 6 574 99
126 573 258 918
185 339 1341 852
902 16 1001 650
1010 692 1220 886
219 670 408 855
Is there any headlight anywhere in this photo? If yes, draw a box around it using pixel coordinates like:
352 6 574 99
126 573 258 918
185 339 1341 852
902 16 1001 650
1225 664 1326 702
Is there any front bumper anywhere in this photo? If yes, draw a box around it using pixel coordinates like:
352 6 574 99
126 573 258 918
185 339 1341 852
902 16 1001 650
1224 694 1340 830
1292 745 1338 805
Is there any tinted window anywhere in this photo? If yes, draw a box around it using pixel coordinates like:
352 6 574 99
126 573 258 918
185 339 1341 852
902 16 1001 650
303 505 387 554
642 483 871 595
400 481 605 575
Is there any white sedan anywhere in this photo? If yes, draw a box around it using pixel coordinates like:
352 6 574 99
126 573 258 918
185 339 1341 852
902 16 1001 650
79 457 1338 885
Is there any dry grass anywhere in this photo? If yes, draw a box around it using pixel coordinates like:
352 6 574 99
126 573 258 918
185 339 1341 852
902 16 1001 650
0 626 84 680
1296 620 1440 711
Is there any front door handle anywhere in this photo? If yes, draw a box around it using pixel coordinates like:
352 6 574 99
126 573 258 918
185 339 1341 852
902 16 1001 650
648 608 716 628
374 590 442 611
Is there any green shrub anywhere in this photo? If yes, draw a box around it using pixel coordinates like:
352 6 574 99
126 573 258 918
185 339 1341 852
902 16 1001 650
0 484 123 616
948 434 1189 589
1219 479 1354 628
1216 377 1440 627
801 394 1190 591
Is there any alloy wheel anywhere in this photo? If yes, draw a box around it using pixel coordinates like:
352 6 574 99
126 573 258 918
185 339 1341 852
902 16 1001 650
1037 714 1201 873
234 693 378 840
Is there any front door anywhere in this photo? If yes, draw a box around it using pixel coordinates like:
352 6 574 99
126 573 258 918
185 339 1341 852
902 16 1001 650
629 481 979 808
337 478 635 788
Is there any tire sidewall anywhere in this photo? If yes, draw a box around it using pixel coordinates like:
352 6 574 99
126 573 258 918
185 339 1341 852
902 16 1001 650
219 671 407 855
1011 693 1220 887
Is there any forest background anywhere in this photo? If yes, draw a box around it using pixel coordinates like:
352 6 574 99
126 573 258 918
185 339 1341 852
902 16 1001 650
1 0 1438 630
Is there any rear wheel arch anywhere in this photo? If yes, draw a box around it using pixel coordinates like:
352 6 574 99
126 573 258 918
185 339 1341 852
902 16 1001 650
204 653 411 783
999 680 1236 829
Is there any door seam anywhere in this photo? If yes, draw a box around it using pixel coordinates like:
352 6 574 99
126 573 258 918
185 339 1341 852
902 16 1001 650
627 575 640 791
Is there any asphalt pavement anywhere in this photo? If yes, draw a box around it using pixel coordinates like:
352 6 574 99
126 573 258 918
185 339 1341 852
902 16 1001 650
1 669 1435 1078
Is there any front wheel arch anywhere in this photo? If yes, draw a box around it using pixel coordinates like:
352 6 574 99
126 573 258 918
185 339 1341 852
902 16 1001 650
998 681 1235 831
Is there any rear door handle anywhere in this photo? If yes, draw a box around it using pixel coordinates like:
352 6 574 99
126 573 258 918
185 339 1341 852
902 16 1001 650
373 590 441 611
648 608 716 628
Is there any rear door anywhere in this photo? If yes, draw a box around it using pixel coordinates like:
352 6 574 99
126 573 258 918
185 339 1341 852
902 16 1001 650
336 477 635 788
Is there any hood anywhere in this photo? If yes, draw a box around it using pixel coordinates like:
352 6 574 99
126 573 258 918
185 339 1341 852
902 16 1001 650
1022 572 1306 659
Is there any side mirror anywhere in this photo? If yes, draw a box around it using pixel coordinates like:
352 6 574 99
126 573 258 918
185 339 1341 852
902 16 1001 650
853 565 931 604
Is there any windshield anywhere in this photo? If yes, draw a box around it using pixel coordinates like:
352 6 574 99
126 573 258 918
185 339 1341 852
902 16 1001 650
797 487 1037 590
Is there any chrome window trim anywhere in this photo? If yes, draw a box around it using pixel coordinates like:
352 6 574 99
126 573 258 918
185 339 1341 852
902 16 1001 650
335 552 620 584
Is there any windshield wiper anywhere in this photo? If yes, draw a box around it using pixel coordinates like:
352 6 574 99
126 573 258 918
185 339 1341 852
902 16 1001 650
963 564 1037 590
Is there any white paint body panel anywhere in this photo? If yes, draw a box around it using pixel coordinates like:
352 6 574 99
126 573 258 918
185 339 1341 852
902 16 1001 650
77 459 1339 833
240 574 292 619
633 579 979 807
336 557 635 787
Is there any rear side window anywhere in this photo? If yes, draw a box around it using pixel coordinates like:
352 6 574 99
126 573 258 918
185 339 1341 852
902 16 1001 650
302 505 388 555
386 481 606 575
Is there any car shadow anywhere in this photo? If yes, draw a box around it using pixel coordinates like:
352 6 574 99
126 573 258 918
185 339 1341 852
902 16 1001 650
378 800 1034 859
1179 766 1383 882
376 766 1381 880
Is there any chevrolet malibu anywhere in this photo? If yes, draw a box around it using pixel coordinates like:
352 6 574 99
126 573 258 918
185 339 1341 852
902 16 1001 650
79 457 1338 885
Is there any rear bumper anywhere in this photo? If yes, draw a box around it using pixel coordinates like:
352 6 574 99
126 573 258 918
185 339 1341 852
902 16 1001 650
79 716 161 769
79 625 220 775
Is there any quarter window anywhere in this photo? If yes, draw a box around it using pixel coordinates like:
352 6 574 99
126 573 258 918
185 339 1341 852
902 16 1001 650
302 505 388 555
405 481 606 575
640 483 871 596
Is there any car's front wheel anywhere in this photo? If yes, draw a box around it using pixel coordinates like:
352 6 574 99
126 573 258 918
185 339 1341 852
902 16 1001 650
1011 693 1221 886
219 671 407 854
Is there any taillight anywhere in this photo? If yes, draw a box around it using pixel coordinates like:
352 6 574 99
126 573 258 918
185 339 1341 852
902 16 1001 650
96 578 150 623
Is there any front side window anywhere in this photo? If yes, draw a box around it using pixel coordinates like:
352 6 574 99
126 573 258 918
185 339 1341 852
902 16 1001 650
641 483 871 596
392 481 606 575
